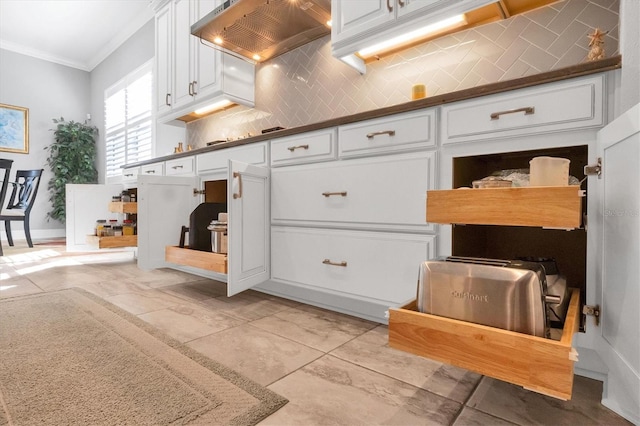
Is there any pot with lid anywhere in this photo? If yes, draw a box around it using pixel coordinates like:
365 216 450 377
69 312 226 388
207 213 228 254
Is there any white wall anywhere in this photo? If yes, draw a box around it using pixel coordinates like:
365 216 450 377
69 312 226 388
0 49 90 240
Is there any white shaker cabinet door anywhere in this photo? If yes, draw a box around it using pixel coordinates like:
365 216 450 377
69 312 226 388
331 0 393 45
584 103 640 424
227 160 270 296
136 174 199 270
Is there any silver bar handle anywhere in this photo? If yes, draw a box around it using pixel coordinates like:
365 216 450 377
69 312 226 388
188 82 193 96
287 144 309 152
165 93 171 106
145 170 156 174
172 165 183 169
490 107 535 120
387 0 393 11
366 130 395 139
233 171 243 199
124 173 134 177
322 191 347 197
192 80 198 95
323 259 347 267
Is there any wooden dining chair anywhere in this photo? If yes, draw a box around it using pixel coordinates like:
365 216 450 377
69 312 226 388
0 168 44 248
0 159 14 256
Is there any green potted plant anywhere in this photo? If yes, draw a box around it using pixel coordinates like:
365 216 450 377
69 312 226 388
45 118 99 223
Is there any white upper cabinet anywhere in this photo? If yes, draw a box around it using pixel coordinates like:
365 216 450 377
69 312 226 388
154 0 255 121
331 0 493 72
155 3 173 114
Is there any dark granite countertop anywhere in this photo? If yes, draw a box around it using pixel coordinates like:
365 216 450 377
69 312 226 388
125 56 621 169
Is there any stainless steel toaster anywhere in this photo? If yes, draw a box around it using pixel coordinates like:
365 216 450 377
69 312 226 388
417 256 551 337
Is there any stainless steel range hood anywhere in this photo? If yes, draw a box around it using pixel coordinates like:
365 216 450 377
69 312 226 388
191 0 331 63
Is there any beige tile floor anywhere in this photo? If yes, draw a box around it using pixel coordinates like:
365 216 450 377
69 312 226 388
0 242 632 425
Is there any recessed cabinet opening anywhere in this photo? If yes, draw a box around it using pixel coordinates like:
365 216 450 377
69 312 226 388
451 145 588 330
204 180 227 204
165 178 229 275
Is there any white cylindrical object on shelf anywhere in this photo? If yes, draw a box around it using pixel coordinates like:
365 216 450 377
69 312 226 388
529 157 570 186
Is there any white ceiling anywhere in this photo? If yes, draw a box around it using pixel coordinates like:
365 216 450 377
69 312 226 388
0 0 155 72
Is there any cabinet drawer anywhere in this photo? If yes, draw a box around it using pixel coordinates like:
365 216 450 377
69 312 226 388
388 289 581 400
271 227 435 304
165 246 227 274
338 109 436 158
140 162 165 176
270 128 337 166
197 142 267 174
165 156 195 176
271 152 435 232
122 166 140 183
441 75 605 145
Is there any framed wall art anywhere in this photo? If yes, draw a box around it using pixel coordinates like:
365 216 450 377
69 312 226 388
0 103 29 154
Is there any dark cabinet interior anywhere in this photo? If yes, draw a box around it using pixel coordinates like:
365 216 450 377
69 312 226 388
451 145 589 328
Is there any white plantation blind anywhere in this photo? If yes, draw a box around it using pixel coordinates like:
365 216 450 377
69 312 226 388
105 61 153 177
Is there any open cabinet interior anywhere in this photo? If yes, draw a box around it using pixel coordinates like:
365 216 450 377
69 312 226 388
164 178 230 275
204 180 227 204
450 145 588 329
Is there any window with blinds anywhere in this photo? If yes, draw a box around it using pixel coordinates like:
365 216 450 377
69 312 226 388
105 61 153 178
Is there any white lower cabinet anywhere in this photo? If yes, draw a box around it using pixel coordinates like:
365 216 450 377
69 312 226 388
271 227 434 305
138 160 270 296
271 151 436 232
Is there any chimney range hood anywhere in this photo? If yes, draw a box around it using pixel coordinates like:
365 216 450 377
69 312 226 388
191 0 332 63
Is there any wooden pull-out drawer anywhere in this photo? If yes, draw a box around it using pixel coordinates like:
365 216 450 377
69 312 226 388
426 186 584 228
86 235 137 249
388 289 580 400
165 246 227 274
108 201 137 214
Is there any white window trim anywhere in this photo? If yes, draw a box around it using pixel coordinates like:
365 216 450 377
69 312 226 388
104 60 154 184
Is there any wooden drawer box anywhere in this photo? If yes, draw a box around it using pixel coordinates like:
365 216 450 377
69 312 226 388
270 128 337 167
86 235 137 249
426 186 584 229
165 246 227 274
388 289 580 400
108 201 137 214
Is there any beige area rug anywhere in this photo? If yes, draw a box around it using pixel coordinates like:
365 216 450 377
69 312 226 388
0 288 287 425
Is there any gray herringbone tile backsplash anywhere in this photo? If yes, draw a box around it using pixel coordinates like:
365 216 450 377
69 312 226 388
188 0 619 146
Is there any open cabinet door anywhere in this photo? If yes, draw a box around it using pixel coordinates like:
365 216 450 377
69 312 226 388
227 160 270 296
137 174 199 270
591 103 640 423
